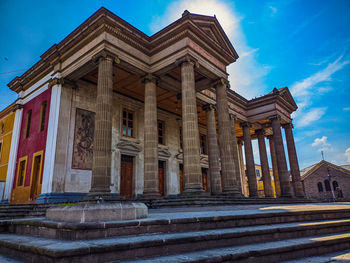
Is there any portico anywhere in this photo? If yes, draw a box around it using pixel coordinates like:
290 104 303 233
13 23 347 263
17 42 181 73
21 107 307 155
6 7 305 204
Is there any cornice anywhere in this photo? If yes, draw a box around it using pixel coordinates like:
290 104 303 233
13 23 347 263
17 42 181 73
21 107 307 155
8 8 237 93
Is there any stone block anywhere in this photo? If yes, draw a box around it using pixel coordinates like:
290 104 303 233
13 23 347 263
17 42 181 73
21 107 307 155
46 202 148 223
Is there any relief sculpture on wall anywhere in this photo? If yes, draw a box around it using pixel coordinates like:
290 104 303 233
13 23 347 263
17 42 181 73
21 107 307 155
72 108 95 170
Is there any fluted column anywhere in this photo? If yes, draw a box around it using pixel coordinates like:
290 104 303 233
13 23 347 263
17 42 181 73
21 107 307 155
283 123 305 197
216 79 240 196
270 115 293 197
87 51 116 199
180 59 203 194
256 129 274 197
203 104 221 194
241 122 258 197
143 74 160 197
230 114 243 194
268 135 281 197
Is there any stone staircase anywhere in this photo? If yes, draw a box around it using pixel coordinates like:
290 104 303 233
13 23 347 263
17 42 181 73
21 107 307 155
0 204 349 262
0 204 53 219
142 196 313 208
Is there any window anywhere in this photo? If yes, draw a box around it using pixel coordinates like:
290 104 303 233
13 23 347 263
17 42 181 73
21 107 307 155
122 109 134 137
332 181 339 191
200 134 207 154
17 158 27 187
39 101 47 132
24 110 32 138
158 120 165 145
256 169 261 178
317 182 323 192
324 179 331 192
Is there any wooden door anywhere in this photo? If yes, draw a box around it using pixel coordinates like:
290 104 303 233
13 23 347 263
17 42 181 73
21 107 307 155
158 161 165 196
30 154 42 201
202 168 208 192
179 164 184 192
120 155 133 199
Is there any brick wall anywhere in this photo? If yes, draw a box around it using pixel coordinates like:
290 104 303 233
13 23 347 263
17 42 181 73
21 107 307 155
302 164 350 201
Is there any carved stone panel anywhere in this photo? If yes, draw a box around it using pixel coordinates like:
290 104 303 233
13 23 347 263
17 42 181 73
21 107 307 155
72 108 95 170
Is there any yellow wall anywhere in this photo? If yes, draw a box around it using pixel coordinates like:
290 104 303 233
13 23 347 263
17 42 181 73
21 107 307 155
0 111 15 181
243 164 277 198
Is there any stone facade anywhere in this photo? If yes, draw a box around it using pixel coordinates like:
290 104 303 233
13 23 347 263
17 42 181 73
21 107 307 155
3 8 305 203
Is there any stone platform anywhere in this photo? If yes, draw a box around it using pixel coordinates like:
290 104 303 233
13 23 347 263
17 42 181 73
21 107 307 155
0 203 349 262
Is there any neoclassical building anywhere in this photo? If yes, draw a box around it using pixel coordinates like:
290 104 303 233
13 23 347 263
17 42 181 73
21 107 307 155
4 8 304 204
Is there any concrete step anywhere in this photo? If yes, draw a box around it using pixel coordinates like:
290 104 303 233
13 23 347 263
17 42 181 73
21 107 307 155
5 207 350 240
0 219 349 262
123 232 350 263
282 249 350 262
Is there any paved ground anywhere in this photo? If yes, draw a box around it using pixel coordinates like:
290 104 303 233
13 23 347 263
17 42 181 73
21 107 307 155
147 202 350 219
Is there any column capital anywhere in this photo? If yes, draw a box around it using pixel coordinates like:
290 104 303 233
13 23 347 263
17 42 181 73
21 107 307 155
240 121 250 128
202 103 216 112
282 122 294 129
229 113 237 121
212 78 229 88
92 50 120 65
268 114 281 121
255 129 265 136
12 103 24 112
142 74 159 85
48 78 76 89
48 77 64 89
175 55 199 68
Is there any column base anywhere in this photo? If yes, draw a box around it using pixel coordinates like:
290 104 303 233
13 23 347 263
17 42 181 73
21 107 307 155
141 192 162 199
221 190 243 198
181 184 208 197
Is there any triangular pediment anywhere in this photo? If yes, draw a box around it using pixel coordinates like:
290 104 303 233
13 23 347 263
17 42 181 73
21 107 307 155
190 16 238 59
278 87 298 109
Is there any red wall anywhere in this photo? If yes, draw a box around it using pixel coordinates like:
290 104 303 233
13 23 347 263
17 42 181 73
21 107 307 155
13 88 52 189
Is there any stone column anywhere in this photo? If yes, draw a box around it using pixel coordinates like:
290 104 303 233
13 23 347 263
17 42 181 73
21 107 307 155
241 122 258 197
255 129 274 198
203 104 221 194
283 123 305 197
267 135 281 197
86 51 116 200
215 79 240 196
269 115 293 197
180 59 203 194
143 74 160 197
230 114 242 194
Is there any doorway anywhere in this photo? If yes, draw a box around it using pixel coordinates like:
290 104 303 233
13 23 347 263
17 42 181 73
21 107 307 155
30 151 43 201
202 168 208 192
158 161 166 196
120 155 133 199
179 163 184 192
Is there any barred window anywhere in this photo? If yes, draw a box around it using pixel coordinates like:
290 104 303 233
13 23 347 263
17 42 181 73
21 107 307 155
122 109 134 137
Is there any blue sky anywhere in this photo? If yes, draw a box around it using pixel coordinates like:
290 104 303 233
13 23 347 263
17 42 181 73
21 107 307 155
0 0 349 168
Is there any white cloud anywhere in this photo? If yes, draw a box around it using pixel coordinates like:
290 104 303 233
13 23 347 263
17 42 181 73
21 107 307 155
291 55 349 127
343 107 350 111
345 148 350 163
150 0 269 99
291 56 349 98
312 136 330 147
268 6 278 16
296 107 327 127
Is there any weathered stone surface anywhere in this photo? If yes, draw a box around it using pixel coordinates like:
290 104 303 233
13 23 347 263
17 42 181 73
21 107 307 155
46 202 148 223
270 116 293 197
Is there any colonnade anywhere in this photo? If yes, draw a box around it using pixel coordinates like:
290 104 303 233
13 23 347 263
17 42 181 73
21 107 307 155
87 52 304 199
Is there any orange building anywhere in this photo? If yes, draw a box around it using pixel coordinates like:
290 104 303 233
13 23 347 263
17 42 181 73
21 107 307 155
0 103 15 201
